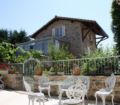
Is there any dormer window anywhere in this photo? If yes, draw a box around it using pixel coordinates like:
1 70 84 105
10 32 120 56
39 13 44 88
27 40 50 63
52 26 65 37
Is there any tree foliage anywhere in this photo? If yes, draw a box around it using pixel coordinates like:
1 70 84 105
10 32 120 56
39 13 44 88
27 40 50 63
81 46 117 75
0 29 30 44
0 42 17 62
9 30 30 44
111 0 120 54
0 29 8 42
0 42 44 63
48 44 75 60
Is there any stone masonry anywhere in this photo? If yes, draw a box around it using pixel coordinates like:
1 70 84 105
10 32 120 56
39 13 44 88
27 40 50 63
4 75 120 102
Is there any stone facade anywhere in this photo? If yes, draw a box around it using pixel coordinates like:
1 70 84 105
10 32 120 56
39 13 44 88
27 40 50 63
18 17 107 57
35 19 96 56
4 74 23 90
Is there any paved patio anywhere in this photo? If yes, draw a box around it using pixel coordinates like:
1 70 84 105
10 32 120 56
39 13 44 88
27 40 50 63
0 90 116 105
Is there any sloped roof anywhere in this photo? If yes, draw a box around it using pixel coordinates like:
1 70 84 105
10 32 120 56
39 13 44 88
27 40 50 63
32 16 108 38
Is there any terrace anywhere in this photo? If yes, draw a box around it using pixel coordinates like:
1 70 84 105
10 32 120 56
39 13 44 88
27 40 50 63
0 56 120 105
0 90 115 105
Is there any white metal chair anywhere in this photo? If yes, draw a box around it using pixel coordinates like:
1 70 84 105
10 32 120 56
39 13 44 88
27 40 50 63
0 75 4 89
61 83 86 105
23 77 45 105
59 76 76 105
38 76 51 97
95 73 116 105
77 76 90 99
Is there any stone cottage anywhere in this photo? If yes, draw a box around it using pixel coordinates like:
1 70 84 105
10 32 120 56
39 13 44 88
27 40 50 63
18 16 108 57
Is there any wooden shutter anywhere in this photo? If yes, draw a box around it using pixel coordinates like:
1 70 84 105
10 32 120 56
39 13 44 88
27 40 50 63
52 28 55 36
62 26 65 36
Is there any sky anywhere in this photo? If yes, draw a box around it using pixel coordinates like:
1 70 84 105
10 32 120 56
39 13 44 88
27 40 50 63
0 0 113 48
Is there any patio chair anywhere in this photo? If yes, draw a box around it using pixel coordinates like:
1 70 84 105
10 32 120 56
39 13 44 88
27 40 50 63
0 75 4 89
38 76 51 97
59 76 75 105
95 73 116 105
61 83 86 105
23 77 45 105
77 76 90 99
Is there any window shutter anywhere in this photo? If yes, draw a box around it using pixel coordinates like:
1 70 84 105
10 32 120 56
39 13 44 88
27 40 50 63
55 40 59 49
62 26 65 36
52 28 55 36
87 47 90 54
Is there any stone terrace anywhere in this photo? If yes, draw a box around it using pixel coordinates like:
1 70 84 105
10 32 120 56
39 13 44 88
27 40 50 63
3 75 120 104
0 90 117 105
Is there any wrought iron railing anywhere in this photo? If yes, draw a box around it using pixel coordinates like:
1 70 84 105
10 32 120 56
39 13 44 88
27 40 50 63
1 56 120 76
41 56 120 75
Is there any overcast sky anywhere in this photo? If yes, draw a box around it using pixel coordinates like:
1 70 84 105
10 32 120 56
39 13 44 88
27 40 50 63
0 0 113 48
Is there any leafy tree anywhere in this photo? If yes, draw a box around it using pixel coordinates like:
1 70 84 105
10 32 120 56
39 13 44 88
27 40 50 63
0 29 8 42
9 30 30 44
30 50 44 59
111 0 120 54
0 42 17 62
14 51 31 63
0 29 30 44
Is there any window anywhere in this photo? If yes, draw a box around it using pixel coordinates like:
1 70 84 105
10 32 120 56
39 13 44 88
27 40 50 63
29 42 35 50
52 26 65 37
41 41 48 54
30 45 33 50
55 27 62 37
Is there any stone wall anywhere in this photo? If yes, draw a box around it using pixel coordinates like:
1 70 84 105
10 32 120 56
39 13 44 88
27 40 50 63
4 75 120 102
88 76 120 102
4 74 23 90
34 75 120 102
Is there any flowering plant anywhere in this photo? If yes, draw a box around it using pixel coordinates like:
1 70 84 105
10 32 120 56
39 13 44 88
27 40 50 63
0 63 10 70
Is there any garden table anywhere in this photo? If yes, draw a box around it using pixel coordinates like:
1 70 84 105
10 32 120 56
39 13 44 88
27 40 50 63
43 80 63 95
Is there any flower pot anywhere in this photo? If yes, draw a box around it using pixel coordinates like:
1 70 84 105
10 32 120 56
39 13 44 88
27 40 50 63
8 70 16 74
104 66 112 76
48 71 56 76
72 66 80 75
57 72 64 76
34 68 43 76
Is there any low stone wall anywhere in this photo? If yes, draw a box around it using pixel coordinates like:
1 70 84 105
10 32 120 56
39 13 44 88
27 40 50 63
34 75 120 102
4 75 120 102
88 76 120 102
4 74 23 90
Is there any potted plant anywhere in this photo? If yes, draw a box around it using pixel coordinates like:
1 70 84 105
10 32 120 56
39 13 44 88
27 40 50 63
72 64 80 75
81 62 96 75
8 66 17 74
49 67 56 75
34 63 43 76
55 64 64 75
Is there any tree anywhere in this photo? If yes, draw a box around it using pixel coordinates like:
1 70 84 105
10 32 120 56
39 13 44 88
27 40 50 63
0 42 17 62
0 29 30 44
0 29 8 42
9 30 30 44
111 0 120 54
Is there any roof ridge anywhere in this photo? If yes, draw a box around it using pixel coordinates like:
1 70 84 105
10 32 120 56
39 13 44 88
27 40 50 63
54 15 96 23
